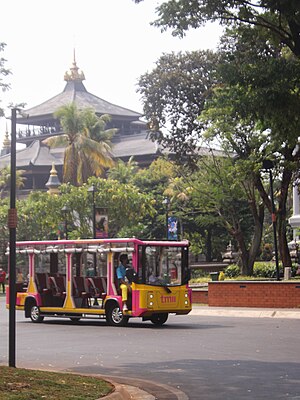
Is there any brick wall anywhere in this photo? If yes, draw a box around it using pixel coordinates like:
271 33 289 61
191 289 208 304
208 281 300 308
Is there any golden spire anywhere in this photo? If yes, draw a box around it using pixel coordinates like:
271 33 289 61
64 49 85 82
1 123 11 156
3 124 11 149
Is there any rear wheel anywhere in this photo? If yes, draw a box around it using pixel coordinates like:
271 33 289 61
30 305 44 323
106 304 129 327
150 313 168 326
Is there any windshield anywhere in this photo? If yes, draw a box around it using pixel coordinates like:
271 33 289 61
138 245 189 286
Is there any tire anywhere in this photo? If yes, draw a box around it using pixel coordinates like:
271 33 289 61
30 305 44 323
106 303 129 327
150 313 168 326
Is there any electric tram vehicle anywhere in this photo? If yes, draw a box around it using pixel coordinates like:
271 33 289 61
6 238 192 326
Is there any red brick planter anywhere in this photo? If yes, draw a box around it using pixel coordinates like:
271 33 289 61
191 288 208 304
208 281 300 308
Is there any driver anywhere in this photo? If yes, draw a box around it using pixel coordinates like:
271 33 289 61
116 254 131 312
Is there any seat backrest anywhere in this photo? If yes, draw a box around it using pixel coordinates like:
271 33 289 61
93 277 106 294
50 275 66 295
73 276 87 296
35 273 49 293
55 275 66 293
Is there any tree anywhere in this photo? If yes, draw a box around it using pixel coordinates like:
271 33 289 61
0 42 11 117
167 155 264 274
0 167 26 196
107 156 139 184
134 0 300 58
201 25 300 268
136 1 300 268
132 158 177 239
45 104 115 186
137 50 220 164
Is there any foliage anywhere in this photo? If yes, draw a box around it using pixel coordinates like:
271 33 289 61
0 366 112 399
137 50 220 165
0 177 156 266
252 261 280 278
224 264 240 278
46 104 116 186
135 0 300 270
135 0 300 59
0 167 26 196
132 158 177 239
0 42 11 117
201 25 300 267
107 156 139 184
181 155 264 273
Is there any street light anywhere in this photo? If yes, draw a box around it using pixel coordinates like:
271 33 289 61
88 184 97 274
262 159 280 281
8 108 17 368
61 205 69 240
88 184 96 239
162 197 170 240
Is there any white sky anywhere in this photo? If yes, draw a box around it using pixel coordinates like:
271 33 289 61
0 0 222 145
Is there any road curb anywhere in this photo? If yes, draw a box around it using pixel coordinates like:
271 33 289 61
101 382 131 399
190 307 300 319
102 381 155 399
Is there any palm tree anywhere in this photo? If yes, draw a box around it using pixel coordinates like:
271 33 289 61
45 104 116 186
107 156 139 184
0 167 26 196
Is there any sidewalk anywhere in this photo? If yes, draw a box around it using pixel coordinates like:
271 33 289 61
190 304 300 319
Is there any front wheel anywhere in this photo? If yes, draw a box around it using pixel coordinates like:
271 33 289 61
150 313 168 326
30 305 44 323
106 304 129 327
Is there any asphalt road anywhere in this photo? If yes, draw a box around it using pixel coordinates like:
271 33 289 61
1 296 300 399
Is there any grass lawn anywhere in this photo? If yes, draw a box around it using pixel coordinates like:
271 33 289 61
0 366 113 400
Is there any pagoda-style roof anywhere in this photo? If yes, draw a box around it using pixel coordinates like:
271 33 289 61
17 57 142 126
0 131 160 170
0 140 60 169
112 132 160 158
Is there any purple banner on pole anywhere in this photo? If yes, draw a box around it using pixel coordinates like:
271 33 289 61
95 207 108 238
168 216 178 240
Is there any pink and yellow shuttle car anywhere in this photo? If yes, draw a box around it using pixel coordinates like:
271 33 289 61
6 238 192 326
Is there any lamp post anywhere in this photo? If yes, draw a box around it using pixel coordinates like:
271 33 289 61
162 197 170 240
88 184 97 274
8 108 17 368
61 205 69 240
262 159 280 281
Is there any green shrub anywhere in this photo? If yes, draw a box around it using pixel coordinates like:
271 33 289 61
224 264 240 278
253 261 286 278
191 269 210 280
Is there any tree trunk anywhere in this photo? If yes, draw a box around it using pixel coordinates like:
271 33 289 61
231 229 249 275
247 202 265 275
278 213 291 268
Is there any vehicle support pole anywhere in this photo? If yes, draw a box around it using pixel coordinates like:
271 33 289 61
8 108 17 368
